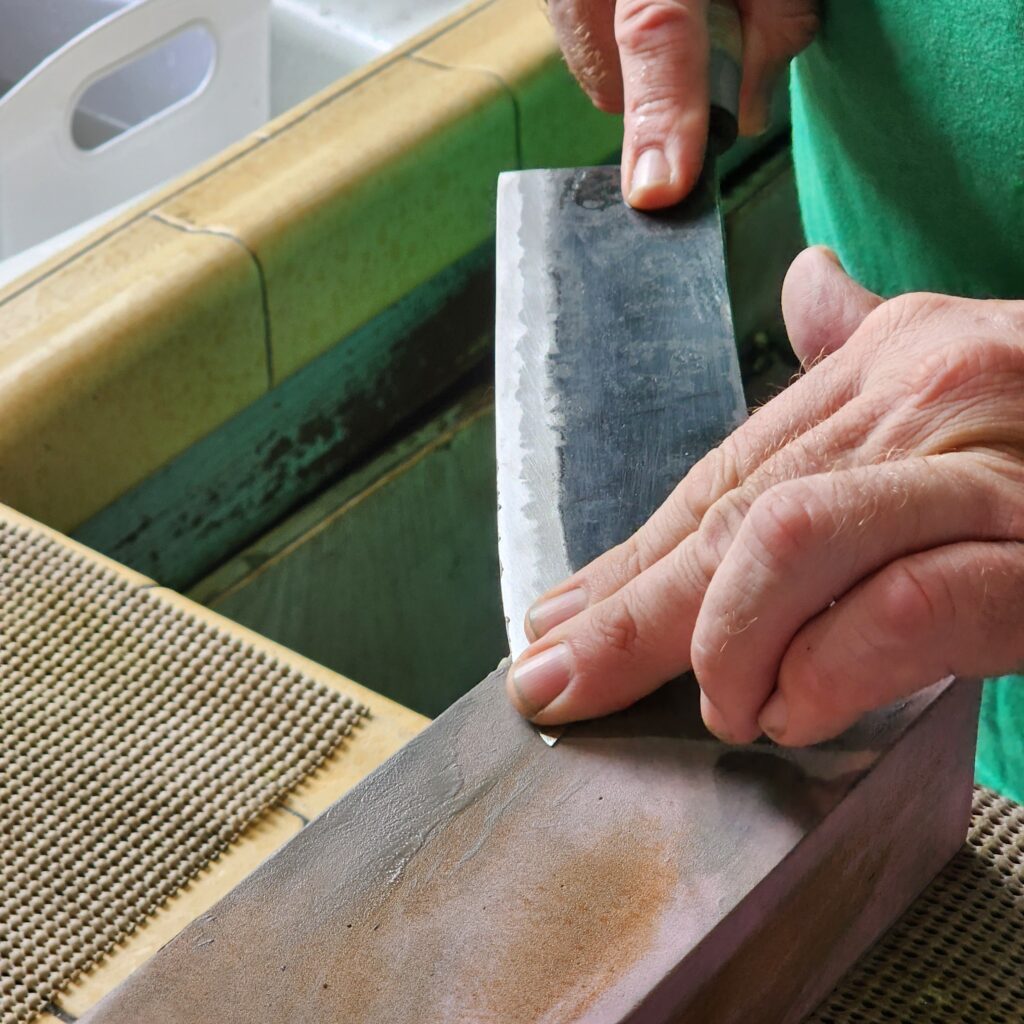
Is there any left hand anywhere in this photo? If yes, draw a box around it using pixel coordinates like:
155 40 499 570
506 246 1024 746
547 0 819 208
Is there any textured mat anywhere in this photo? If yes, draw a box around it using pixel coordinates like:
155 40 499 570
812 786 1024 1023
0 519 367 1024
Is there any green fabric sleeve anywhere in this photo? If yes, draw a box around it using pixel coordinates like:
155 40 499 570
790 0 1024 300
788 0 1024 799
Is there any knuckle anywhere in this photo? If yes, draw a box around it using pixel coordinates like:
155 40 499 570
695 488 748 562
876 560 949 638
681 442 744 526
889 290 955 323
589 595 644 658
562 41 621 108
860 292 947 349
549 0 623 109
608 536 647 589
669 539 714 600
626 92 681 120
615 0 700 53
743 482 820 569
907 335 1024 412
995 298 1024 335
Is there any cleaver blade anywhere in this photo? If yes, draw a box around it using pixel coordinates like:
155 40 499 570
495 163 747 660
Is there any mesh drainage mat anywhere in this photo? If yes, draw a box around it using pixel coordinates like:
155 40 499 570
811 786 1024 1023
0 520 367 1024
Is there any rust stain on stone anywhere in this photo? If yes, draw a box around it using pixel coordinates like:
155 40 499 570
469 824 677 1022
320 768 678 1024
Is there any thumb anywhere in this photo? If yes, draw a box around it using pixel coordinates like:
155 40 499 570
781 246 882 368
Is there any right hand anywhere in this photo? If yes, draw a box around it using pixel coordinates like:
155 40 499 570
549 0 819 207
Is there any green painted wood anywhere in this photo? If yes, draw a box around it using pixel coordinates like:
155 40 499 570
73 245 494 590
192 390 506 717
74 141 801 613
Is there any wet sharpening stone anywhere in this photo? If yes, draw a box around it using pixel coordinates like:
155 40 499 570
81 666 980 1023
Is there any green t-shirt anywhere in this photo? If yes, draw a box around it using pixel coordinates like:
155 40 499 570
789 2 1024 799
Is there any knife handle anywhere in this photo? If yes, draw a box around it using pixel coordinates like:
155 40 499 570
708 0 742 153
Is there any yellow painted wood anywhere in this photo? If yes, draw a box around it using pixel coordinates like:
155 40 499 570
0 218 267 532
414 0 623 168
156 55 516 381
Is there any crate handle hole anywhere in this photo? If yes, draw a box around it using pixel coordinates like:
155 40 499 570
72 23 216 152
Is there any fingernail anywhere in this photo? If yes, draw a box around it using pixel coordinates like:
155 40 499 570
700 689 737 744
527 588 588 639
629 148 671 203
510 644 573 716
739 80 774 138
758 692 788 740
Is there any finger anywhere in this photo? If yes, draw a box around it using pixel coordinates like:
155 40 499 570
615 0 710 208
692 456 1009 742
524 362 868 643
549 0 624 112
762 540 1024 747
512 391 905 725
736 0 819 135
509 526 715 724
782 246 882 368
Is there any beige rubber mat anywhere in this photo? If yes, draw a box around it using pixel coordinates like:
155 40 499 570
812 786 1024 1023
0 519 367 1024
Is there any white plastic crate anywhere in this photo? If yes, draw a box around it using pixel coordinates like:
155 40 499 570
0 0 269 258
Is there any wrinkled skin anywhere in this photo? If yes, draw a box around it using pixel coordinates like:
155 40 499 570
508 248 1024 746
547 0 819 206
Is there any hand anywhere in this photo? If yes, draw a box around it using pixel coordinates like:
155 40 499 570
549 0 819 208
506 246 1024 746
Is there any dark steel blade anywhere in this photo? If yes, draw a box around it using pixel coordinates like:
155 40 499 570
496 164 744 657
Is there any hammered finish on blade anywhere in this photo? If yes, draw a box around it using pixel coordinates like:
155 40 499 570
495 166 745 657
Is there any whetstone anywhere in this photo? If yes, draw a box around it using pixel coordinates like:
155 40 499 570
80 666 980 1023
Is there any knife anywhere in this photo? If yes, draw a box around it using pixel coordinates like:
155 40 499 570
494 2 746 744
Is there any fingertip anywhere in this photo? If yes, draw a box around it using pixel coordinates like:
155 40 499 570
625 148 678 209
522 615 538 645
737 93 772 138
623 131 705 209
526 587 589 642
772 651 858 748
756 690 788 743
505 664 533 719
507 643 573 721
696 688 737 745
